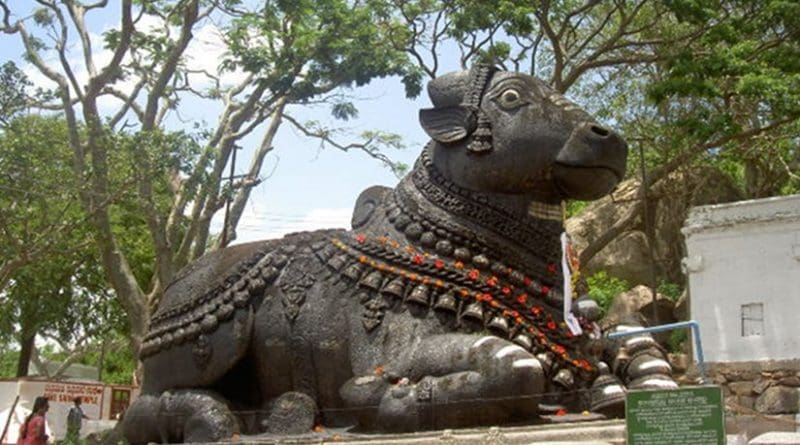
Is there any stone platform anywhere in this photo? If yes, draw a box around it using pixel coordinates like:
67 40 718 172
215 420 626 445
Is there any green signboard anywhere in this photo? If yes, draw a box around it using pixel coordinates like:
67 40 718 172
626 385 725 445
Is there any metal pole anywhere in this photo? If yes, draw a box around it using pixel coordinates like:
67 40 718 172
221 146 238 247
639 144 659 326
1 395 20 445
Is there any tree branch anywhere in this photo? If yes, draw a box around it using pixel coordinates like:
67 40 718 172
142 0 200 130
216 97 287 247
86 0 132 98
579 115 799 265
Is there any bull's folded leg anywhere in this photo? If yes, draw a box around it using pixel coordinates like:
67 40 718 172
342 333 544 432
122 390 238 444
590 322 678 417
258 391 317 435
121 394 161 445
159 390 239 443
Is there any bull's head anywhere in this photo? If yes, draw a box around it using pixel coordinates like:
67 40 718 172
420 65 627 202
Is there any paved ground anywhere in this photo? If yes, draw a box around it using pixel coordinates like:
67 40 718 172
215 420 627 445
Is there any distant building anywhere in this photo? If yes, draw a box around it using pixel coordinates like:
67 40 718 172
0 379 138 443
29 361 100 382
682 194 800 427
682 194 800 363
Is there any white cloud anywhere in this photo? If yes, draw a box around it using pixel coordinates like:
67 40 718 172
228 207 353 245
184 23 249 88
18 16 248 118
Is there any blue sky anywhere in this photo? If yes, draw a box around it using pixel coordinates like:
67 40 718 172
0 1 457 244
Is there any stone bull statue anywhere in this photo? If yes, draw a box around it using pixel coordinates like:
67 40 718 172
122 65 676 444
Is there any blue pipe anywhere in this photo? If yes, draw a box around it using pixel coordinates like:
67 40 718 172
607 320 706 383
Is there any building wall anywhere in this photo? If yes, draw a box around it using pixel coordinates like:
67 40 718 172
0 379 139 443
683 194 800 363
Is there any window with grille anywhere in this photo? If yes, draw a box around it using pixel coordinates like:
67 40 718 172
741 303 764 337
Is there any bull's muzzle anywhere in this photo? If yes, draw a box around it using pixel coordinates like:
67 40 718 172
552 122 628 200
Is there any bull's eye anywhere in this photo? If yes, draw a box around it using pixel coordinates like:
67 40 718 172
497 88 523 109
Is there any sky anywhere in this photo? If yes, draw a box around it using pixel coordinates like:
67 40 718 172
0 1 451 245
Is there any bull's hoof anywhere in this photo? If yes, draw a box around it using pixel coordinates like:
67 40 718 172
260 391 317 435
159 390 238 443
589 372 626 418
376 379 423 432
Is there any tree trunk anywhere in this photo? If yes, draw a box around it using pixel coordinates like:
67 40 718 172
16 329 36 377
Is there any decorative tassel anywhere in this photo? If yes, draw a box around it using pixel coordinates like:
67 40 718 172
560 232 583 336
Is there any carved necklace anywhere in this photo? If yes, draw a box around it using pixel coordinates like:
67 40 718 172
322 232 597 381
319 151 599 380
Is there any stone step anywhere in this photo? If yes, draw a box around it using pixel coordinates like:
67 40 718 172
750 432 800 445
214 420 626 445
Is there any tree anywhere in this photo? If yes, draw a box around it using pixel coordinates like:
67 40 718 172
0 0 419 368
0 115 128 378
387 0 800 280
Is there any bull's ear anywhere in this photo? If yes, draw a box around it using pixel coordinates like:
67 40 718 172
419 106 477 144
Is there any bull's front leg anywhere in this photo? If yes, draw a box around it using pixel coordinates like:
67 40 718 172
588 320 678 418
340 333 544 432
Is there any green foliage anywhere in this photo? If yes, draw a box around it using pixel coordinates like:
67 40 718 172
0 115 128 374
565 200 588 218
226 0 416 99
331 101 359 121
0 345 19 378
0 62 32 125
668 329 689 353
656 281 683 301
586 271 631 313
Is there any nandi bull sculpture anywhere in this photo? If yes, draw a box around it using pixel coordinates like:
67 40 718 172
122 65 676 444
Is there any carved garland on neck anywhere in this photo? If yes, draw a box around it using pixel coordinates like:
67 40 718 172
319 230 599 382
406 147 563 267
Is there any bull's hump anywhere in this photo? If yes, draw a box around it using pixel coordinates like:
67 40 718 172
140 230 345 358
158 241 271 316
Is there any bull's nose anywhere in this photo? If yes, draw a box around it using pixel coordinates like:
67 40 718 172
554 122 627 179
589 124 610 137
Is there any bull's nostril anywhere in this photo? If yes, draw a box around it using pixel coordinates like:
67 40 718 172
590 125 610 137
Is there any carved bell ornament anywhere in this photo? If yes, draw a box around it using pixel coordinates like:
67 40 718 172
381 277 406 299
407 284 431 307
487 315 510 335
433 291 457 313
461 301 485 323
553 368 575 388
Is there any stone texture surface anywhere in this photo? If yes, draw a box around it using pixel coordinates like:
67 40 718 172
215 420 627 445
603 285 676 344
736 395 756 411
780 376 800 387
709 361 800 419
750 432 800 445
731 381 756 396
673 289 689 321
566 167 741 286
755 379 774 395
755 387 800 414
725 414 798 438
261 392 317 435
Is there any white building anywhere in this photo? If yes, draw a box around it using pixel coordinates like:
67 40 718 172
682 194 800 363
0 379 139 443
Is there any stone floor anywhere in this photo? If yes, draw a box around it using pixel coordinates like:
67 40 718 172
218 420 627 445
170 410 800 445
